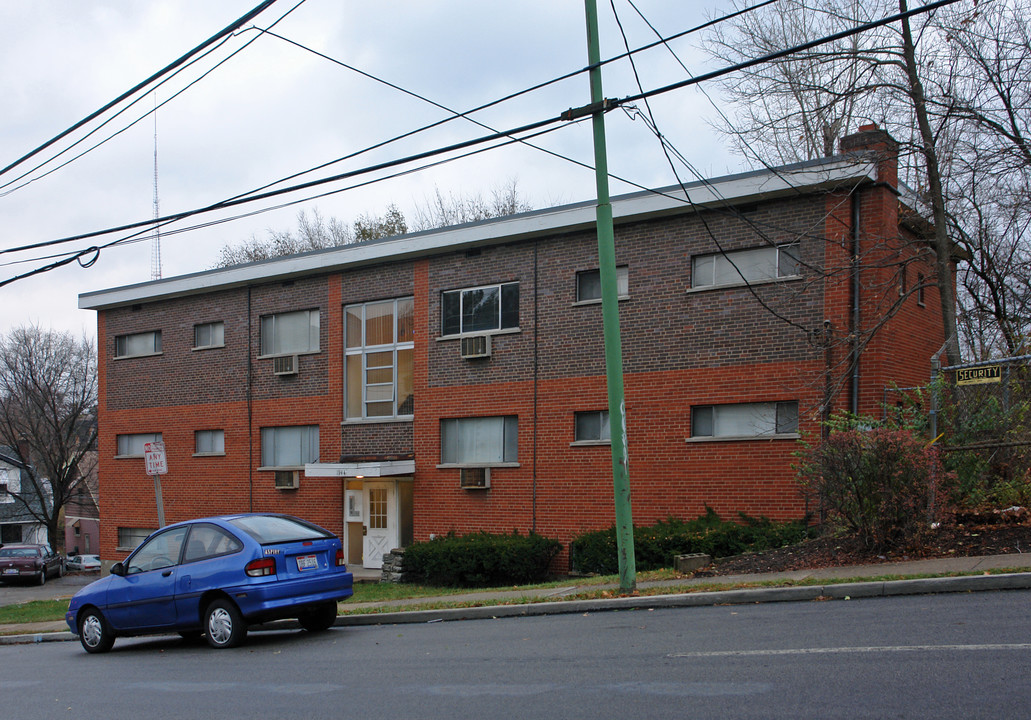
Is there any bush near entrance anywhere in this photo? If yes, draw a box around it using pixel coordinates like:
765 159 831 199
403 531 561 587
570 509 811 575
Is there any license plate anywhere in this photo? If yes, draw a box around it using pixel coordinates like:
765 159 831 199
2 568 17 575
296 554 318 571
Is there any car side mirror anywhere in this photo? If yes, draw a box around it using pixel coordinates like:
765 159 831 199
110 562 125 577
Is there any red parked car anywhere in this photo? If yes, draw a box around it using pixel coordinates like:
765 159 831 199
0 543 64 585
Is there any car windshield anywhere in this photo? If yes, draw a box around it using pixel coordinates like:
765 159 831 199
228 515 330 544
0 548 37 557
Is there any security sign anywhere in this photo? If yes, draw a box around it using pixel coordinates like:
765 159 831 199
144 441 168 475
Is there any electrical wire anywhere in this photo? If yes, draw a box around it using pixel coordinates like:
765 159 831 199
0 0 283 182
0 1 308 197
0 0 961 286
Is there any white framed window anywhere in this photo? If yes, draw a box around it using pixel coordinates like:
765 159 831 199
692 244 800 288
260 425 319 469
194 429 225 455
440 416 518 465
574 410 611 443
194 321 224 350
114 331 162 358
690 402 798 439
345 298 414 420
117 526 155 551
0 468 9 503
917 273 926 307
116 432 162 457
260 309 320 356
441 282 519 336
576 267 629 303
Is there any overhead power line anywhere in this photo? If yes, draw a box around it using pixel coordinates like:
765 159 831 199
0 0 282 181
1 0 964 287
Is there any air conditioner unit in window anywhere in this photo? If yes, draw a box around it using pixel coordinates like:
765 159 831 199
460 467 491 489
274 470 300 490
460 335 491 359
273 354 299 376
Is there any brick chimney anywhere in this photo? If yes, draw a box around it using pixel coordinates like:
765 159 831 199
839 123 898 188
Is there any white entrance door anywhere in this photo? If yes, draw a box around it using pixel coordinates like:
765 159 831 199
363 482 397 569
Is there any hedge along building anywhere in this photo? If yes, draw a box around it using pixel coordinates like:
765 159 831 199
80 126 949 572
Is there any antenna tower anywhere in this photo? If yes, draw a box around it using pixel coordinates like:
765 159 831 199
150 95 162 280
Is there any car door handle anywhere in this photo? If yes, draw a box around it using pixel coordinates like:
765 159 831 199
162 570 173 577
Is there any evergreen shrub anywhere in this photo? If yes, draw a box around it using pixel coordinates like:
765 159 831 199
403 531 561 587
569 508 810 575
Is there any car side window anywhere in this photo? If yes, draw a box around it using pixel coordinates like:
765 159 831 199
182 524 243 564
126 526 188 574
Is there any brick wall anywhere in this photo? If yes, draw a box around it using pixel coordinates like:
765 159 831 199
94 156 947 570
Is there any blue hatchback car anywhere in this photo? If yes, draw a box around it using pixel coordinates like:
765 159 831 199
66 514 353 653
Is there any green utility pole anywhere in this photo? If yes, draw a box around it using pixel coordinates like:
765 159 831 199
583 0 636 592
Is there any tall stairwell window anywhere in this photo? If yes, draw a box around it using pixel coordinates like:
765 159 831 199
345 298 414 419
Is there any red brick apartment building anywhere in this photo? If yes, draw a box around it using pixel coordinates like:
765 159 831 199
80 126 948 571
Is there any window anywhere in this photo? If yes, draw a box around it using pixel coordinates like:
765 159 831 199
691 402 798 438
260 425 320 468
182 524 243 563
116 432 162 457
260 309 320 356
917 273 926 307
126 525 188 574
194 321 224 349
0 468 9 503
441 283 519 336
117 527 156 551
692 244 800 288
576 267 629 303
194 429 225 455
345 298 414 419
114 330 162 358
574 410 611 443
441 416 518 464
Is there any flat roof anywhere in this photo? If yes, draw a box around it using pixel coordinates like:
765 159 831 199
79 154 877 311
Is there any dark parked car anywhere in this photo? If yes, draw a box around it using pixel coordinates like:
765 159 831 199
65 514 354 653
0 543 63 585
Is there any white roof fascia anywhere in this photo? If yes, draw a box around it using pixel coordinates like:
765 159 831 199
79 157 876 311
304 461 416 478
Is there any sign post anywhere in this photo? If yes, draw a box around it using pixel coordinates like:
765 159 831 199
144 441 168 528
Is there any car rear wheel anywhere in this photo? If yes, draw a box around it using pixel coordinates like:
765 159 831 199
298 601 338 632
205 598 247 649
79 608 115 654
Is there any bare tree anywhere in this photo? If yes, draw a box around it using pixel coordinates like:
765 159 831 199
702 0 1031 364
217 181 533 267
409 179 533 232
0 326 97 551
217 208 354 267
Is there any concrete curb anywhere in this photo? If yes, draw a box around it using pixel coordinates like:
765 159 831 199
8 571 1029 646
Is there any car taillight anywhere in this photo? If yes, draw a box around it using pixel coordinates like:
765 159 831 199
335 549 346 568
245 557 277 577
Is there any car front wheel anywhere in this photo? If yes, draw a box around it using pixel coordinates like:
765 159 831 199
79 608 115 654
298 601 338 632
205 598 247 649
37 569 46 586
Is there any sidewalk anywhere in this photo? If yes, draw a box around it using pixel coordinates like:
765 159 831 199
5 552 1030 645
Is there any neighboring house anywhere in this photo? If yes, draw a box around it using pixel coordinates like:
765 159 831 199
63 450 100 556
79 126 950 571
0 449 47 545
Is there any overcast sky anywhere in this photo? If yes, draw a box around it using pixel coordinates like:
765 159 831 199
0 0 743 341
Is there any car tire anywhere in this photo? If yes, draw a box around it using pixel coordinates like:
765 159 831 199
57 563 63 578
79 608 115 654
204 598 247 649
37 569 46 586
298 601 338 632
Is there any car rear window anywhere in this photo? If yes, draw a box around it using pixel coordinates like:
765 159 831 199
0 548 37 557
227 515 331 544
